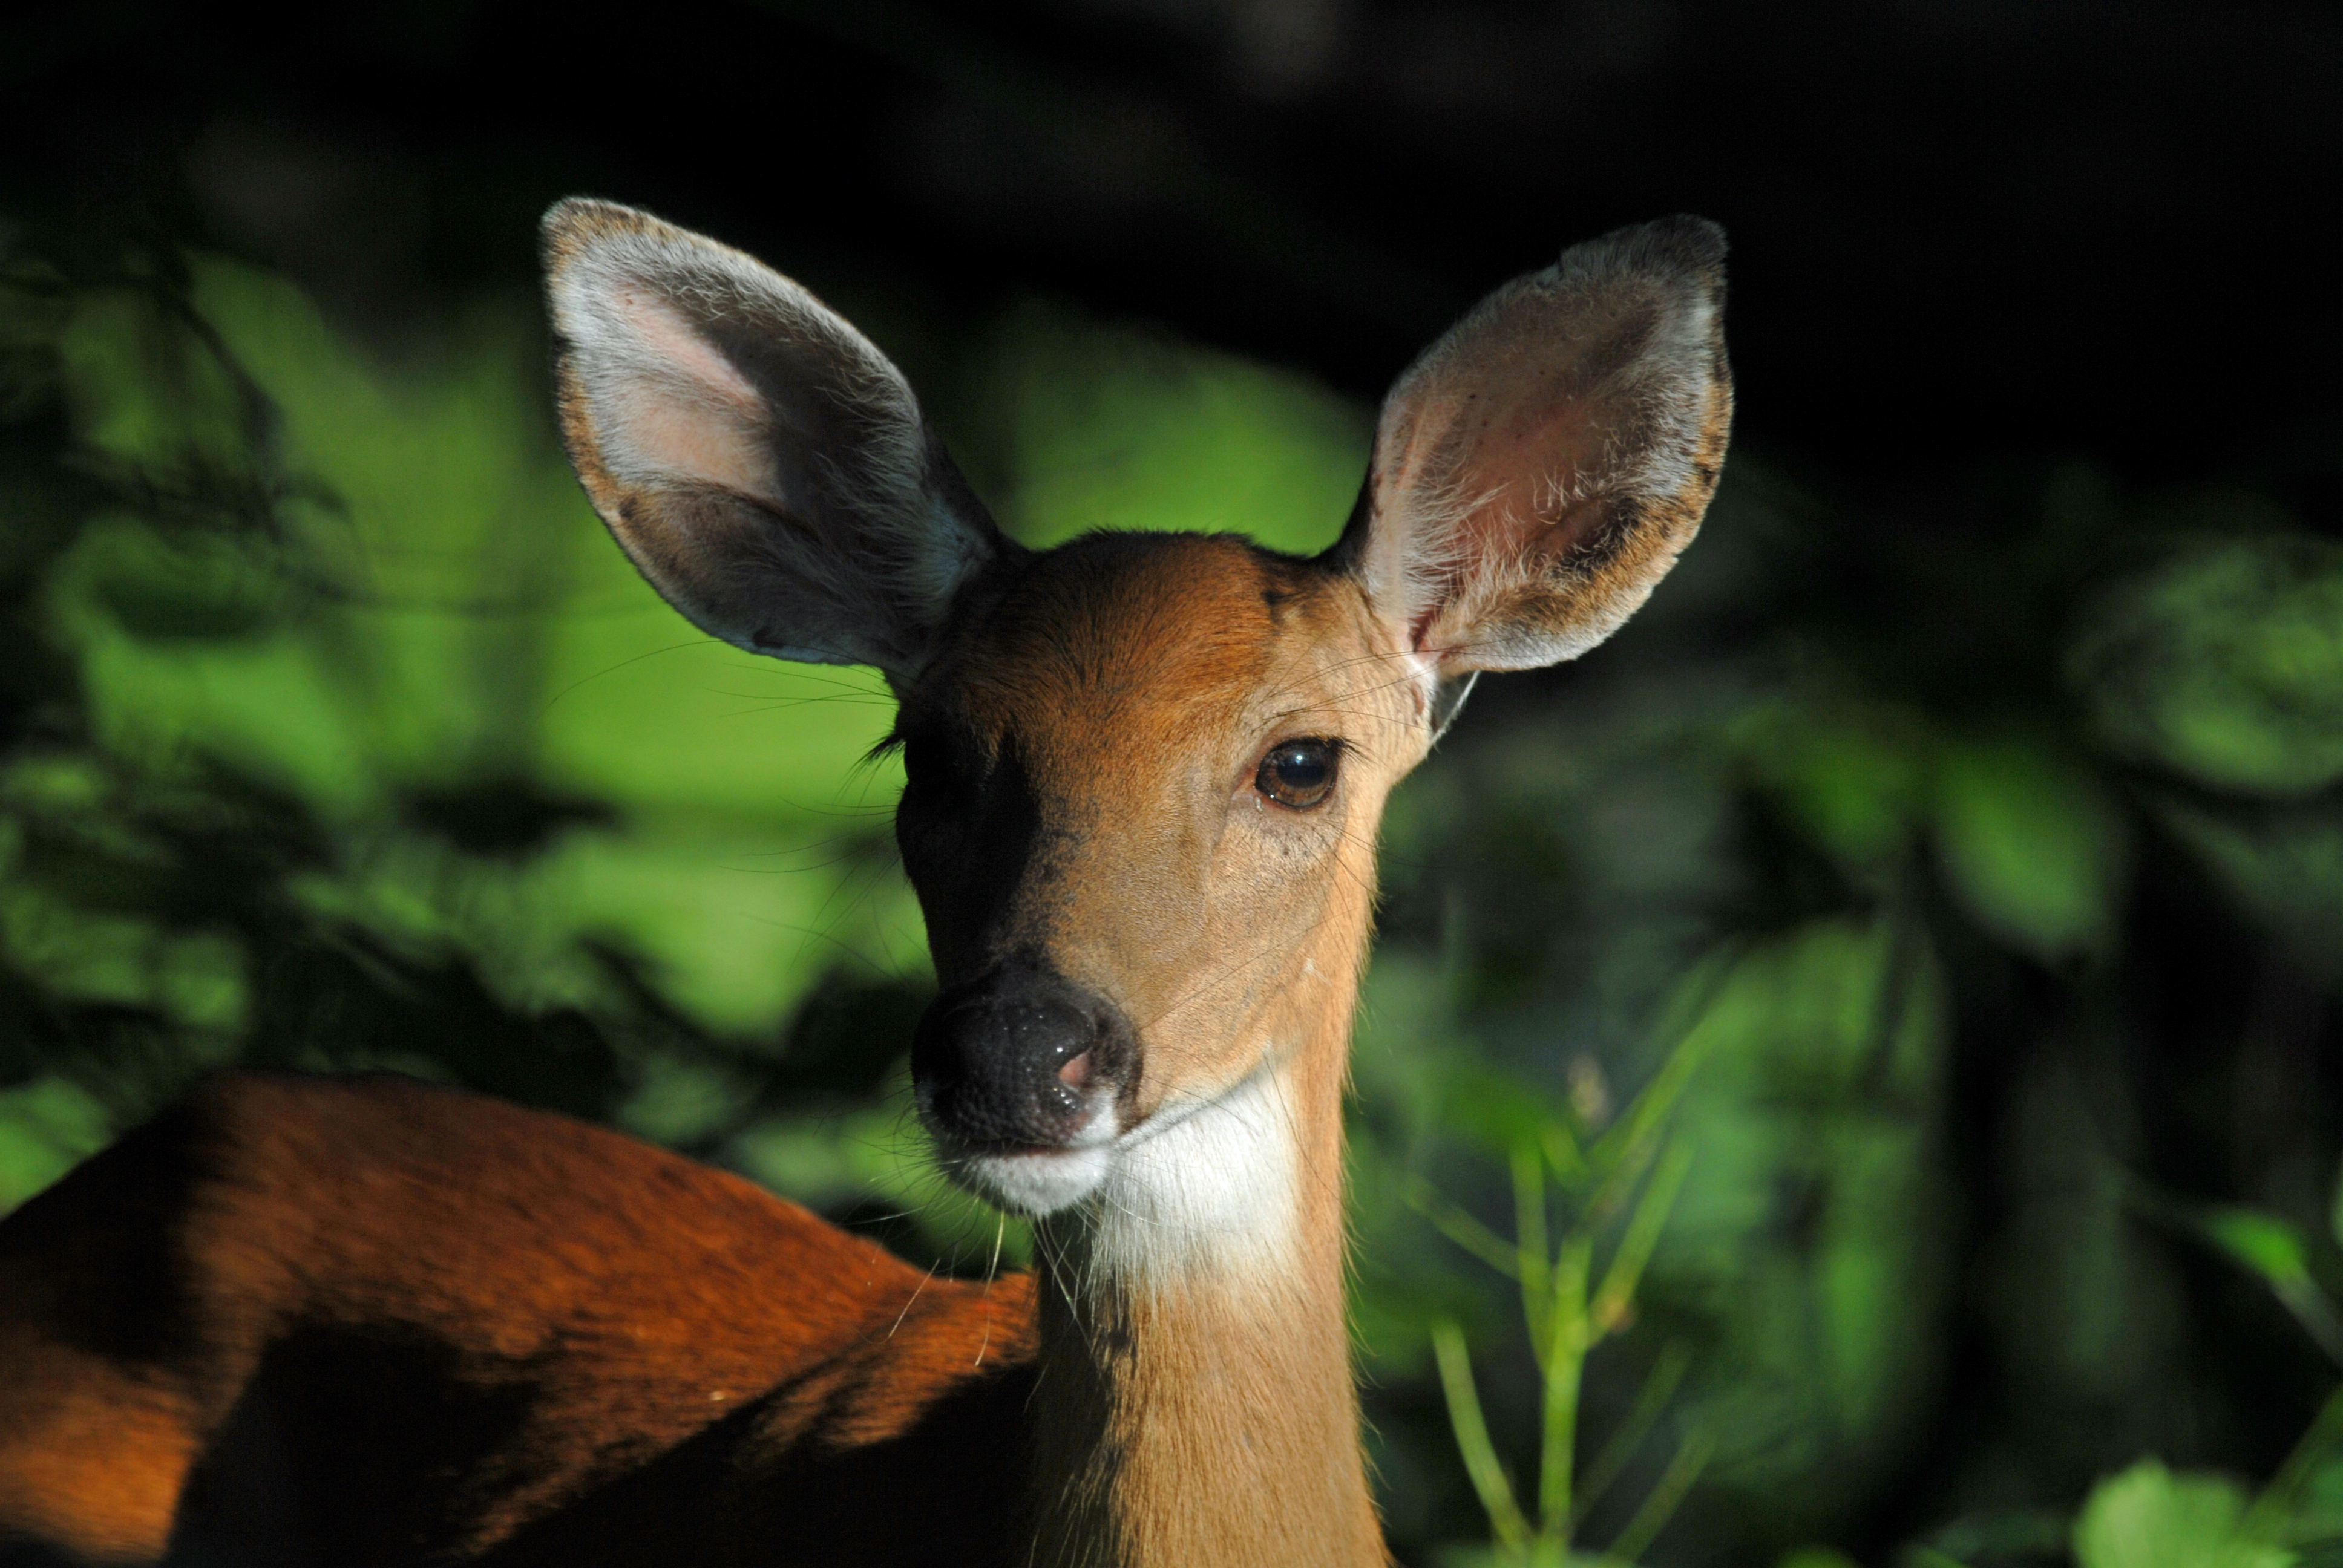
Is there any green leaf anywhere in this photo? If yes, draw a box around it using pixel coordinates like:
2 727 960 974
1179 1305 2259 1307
2133 1191 2343 1367
2073 1459 2293 1568
2202 1207 2316 1288
2071 531 2343 798
2202 1209 2315 1293
2192 1204 2343 1365
2330 1158 2343 1253
0 1077 112 1213
993 304 1369 555
1932 737 2125 961
1735 699 1927 870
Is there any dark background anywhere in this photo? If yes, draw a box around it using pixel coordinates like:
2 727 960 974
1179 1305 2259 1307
4 4 2341 1565
13 1 2340 483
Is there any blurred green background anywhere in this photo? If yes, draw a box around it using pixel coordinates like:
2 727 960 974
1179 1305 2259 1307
4 4 2342 1566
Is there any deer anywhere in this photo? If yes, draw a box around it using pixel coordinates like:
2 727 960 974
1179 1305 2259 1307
0 198 1729 1567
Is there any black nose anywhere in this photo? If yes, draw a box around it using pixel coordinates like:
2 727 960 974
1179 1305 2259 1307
912 958 1133 1148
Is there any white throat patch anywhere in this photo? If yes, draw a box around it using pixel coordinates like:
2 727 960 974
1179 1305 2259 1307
1086 1059 1301 1284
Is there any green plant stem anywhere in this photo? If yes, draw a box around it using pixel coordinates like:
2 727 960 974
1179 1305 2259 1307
1591 1138 1695 1338
1588 948 1739 1180
1606 1424 1714 1563
1537 1233 1593 1544
1582 1116 1667 1235
1573 1341 1693 1529
1543 1118 1588 1189
2273 1276 2343 1368
1433 1318 1530 1555
1401 1172 1522 1278
2247 1377 2343 1540
1516 1143 1552 1357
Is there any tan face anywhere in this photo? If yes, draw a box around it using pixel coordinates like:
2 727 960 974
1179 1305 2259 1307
894 533 1428 1214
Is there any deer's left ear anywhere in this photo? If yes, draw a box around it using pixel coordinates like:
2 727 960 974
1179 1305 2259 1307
1334 215 1731 692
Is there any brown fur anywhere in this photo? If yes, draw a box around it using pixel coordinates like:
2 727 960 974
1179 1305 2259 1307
0 1073 1036 1566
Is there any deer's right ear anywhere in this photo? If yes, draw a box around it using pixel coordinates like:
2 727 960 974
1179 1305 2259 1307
542 198 1011 681
1332 215 1732 718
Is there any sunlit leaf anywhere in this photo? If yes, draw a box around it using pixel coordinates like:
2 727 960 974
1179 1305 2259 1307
32 258 925 1039
1932 737 2125 960
2160 1200 2343 1366
2071 1459 2291 1568
1736 699 1927 869
2200 1207 2315 1290
0 1077 110 1213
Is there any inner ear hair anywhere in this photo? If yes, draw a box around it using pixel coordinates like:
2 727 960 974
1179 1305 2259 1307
1339 214 1733 680
542 198 1009 682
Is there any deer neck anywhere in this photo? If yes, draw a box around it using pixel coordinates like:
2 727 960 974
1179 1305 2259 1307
1023 950 1381 1567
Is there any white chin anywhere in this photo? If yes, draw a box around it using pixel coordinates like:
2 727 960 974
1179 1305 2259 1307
952 1143 1115 1216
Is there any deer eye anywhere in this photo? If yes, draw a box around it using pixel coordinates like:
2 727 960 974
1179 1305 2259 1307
1256 739 1339 809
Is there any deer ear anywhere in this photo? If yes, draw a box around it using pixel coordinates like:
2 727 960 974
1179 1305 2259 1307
541 198 1011 681
1336 215 1731 688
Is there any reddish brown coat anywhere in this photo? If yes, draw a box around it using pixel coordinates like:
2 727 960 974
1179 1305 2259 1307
0 1072 1037 1566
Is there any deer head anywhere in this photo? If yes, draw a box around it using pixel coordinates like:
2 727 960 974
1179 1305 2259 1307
542 200 1729 1288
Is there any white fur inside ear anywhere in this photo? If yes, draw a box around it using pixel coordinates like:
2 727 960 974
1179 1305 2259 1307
618 286 761 411
565 279 782 506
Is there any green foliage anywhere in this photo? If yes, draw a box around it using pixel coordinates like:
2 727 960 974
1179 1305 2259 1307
1343 444 2343 1563
985 303 1368 555
1409 1021 1709 1566
2071 1460 2290 1568
2062 1178 2343 1568
51 259 919 1028
2075 530 2343 798
0 1076 106 1209
0 248 959 1240
1932 738 2126 961
2191 1206 2343 1364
